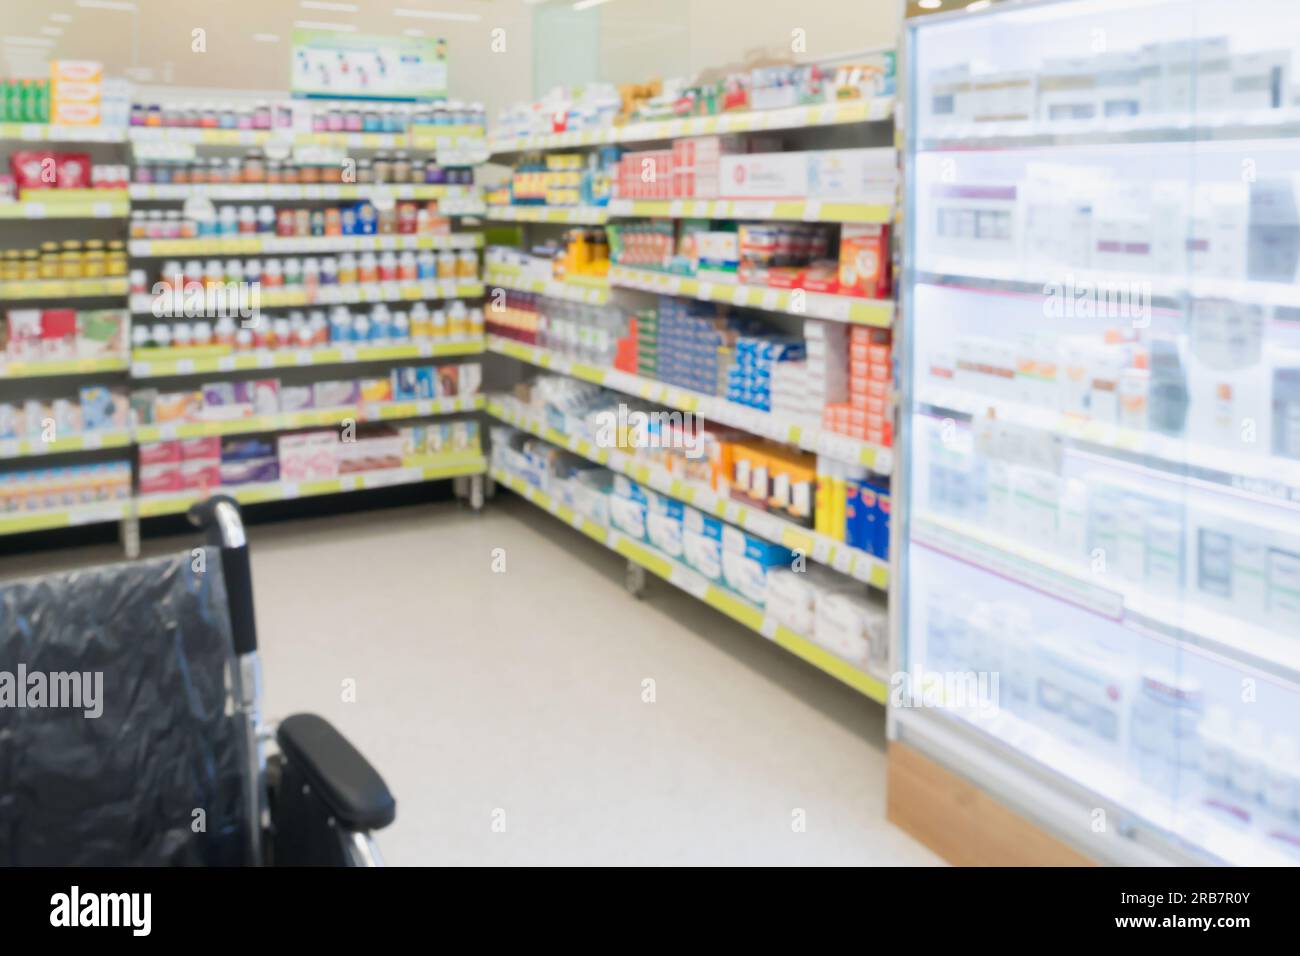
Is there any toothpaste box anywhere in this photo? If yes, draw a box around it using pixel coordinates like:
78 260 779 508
644 490 685 558
609 475 648 541
682 507 723 582
720 524 794 607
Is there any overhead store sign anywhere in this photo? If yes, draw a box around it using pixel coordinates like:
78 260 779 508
291 31 448 102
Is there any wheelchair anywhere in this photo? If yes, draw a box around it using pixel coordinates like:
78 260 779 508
0 496 395 866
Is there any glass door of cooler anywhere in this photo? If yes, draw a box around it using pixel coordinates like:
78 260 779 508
898 0 1300 865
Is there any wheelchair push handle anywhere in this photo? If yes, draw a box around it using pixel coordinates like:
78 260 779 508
188 495 260 656
188 494 247 548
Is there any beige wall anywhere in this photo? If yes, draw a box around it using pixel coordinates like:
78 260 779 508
597 0 902 86
2 0 902 116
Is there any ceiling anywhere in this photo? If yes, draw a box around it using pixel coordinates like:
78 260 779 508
0 0 524 91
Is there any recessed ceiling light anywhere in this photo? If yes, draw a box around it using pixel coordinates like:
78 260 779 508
41 26 64 35
919 0 943 8
392 8 483 21
966 0 991 9
253 33 280 43
50 13 73 22
75 0 137 10
573 0 614 10
299 1 359 11
293 19 358 32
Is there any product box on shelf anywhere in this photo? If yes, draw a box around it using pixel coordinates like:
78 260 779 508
720 523 793 607
609 473 649 540
682 507 723 583
279 431 339 482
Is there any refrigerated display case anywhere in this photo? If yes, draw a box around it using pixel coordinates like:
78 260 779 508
895 0 1300 866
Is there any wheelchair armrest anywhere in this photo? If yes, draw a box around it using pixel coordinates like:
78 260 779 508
276 714 395 831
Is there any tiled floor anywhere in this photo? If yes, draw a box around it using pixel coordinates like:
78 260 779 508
0 494 940 866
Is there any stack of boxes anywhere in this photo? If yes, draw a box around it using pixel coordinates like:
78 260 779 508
765 566 888 667
726 335 804 412
3 309 128 363
49 60 109 128
822 326 892 447
138 436 224 496
670 135 744 200
0 462 132 514
656 296 731 395
805 320 848 424
614 148 674 201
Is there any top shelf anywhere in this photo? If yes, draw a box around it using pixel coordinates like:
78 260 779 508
918 107 1300 152
487 98 894 155
0 123 127 144
125 126 486 151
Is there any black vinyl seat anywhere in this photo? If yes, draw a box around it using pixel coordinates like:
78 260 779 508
0 497 395 867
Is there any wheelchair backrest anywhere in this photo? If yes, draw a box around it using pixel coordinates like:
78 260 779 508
0 548 252 866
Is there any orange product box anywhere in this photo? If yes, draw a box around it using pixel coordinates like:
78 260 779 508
50 102 102 126
838 223 889 298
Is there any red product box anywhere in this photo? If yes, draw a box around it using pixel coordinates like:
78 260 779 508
10 151 55 191
139 440 182 465
138 465 182 495
180 460 222 489
799 267 839 294
849 340 871 361
868 362 891 382
55 153 92 189
865 379 889 399
179 436 222 461
868 343 891 364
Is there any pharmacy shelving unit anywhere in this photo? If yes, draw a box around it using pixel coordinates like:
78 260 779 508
0 117 493 553
891 0 1300 868
487 395 889 588
482 89 899 703
0 124 136 549
138 452 487 519
483 267 609 305
484 205 609 225
490 466 888 703
487 335 892 473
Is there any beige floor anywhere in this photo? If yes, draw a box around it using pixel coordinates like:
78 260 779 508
0 494 941 866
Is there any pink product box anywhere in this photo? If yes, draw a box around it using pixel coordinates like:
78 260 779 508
179 436 221 461
139 440 181 465
277 431 339 482
179 460 221 490
139 463 182 495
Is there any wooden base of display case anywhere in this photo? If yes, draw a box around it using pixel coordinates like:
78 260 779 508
887 741 1096 867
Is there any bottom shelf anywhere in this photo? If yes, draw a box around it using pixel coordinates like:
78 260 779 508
138 454 487 518
491 466 888 704
0 500 131 536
